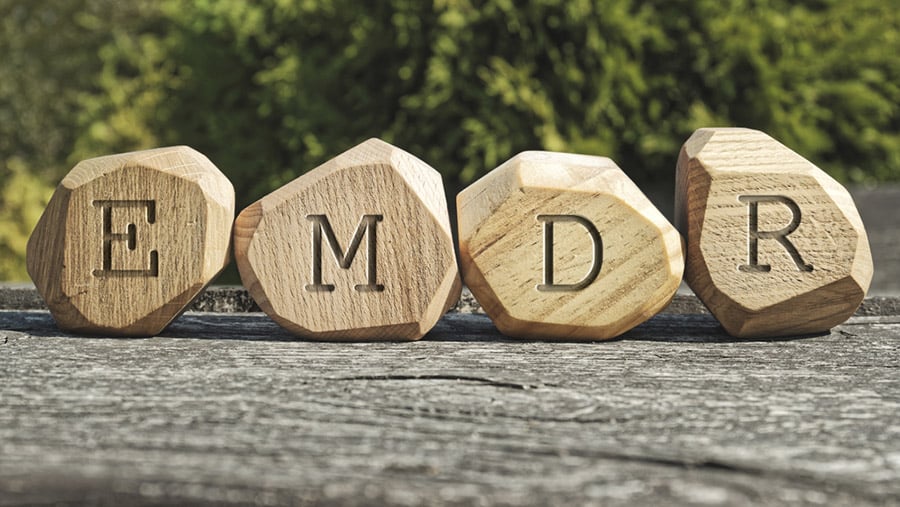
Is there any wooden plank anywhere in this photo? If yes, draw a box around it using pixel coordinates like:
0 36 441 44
852 186 900 295
1 308 899 506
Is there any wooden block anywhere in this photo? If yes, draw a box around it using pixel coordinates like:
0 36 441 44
26 146 235 336
233 138 461 341
457 151 684 340
675 128 873 337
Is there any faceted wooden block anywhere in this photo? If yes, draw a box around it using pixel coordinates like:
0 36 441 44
233 138 461 341
457 151 684 340
26 146 235 336
675 128 873 337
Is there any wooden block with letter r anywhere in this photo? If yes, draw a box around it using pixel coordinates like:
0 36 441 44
675 128 873 337
26 146 235 336
233 138 461 341
457 151 684 340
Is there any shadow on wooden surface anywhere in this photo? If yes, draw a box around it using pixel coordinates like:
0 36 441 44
0 309 841 344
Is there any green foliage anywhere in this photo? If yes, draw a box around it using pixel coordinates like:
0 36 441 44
0 0 153 279
74 0 899 202
2 0 899 279
0 158 51 279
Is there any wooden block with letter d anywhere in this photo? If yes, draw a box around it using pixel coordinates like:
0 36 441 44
233 138 461 341
26 146 235 336
675 128 873 337
457 151 684 340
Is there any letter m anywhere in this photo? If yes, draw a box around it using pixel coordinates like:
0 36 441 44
305 214 384 293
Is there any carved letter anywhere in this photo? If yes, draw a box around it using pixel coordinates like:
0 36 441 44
92 200 158 278
738 195 813 273
536 215 602 292
305 214 385 292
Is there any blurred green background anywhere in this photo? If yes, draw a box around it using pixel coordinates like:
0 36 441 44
1 0 898 281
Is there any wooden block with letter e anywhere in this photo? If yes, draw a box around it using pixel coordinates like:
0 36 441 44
457 151 684 340
26 146 235 336
675 128 873 337
233 138 461 341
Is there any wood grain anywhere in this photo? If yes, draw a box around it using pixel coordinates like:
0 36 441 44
675 128 873 338
25 146 234 336
458 151 684 340
1 308 898 506
233 138 461 341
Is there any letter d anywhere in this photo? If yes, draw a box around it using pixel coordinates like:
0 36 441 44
536 215 602 292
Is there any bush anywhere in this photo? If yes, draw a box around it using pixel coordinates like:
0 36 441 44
2 0 898 279
0 0 152 279
76 0 900 203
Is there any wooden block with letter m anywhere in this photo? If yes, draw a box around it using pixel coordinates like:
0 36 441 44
27 146 235 336
233 138 461 340
675 128 873 337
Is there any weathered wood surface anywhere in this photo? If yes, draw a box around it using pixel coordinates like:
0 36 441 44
1 291 899 506
853 186 900 295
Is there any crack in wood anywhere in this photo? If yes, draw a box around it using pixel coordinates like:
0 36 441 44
328 374 539 391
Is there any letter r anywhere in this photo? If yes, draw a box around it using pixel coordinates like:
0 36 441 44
738 195 813 273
